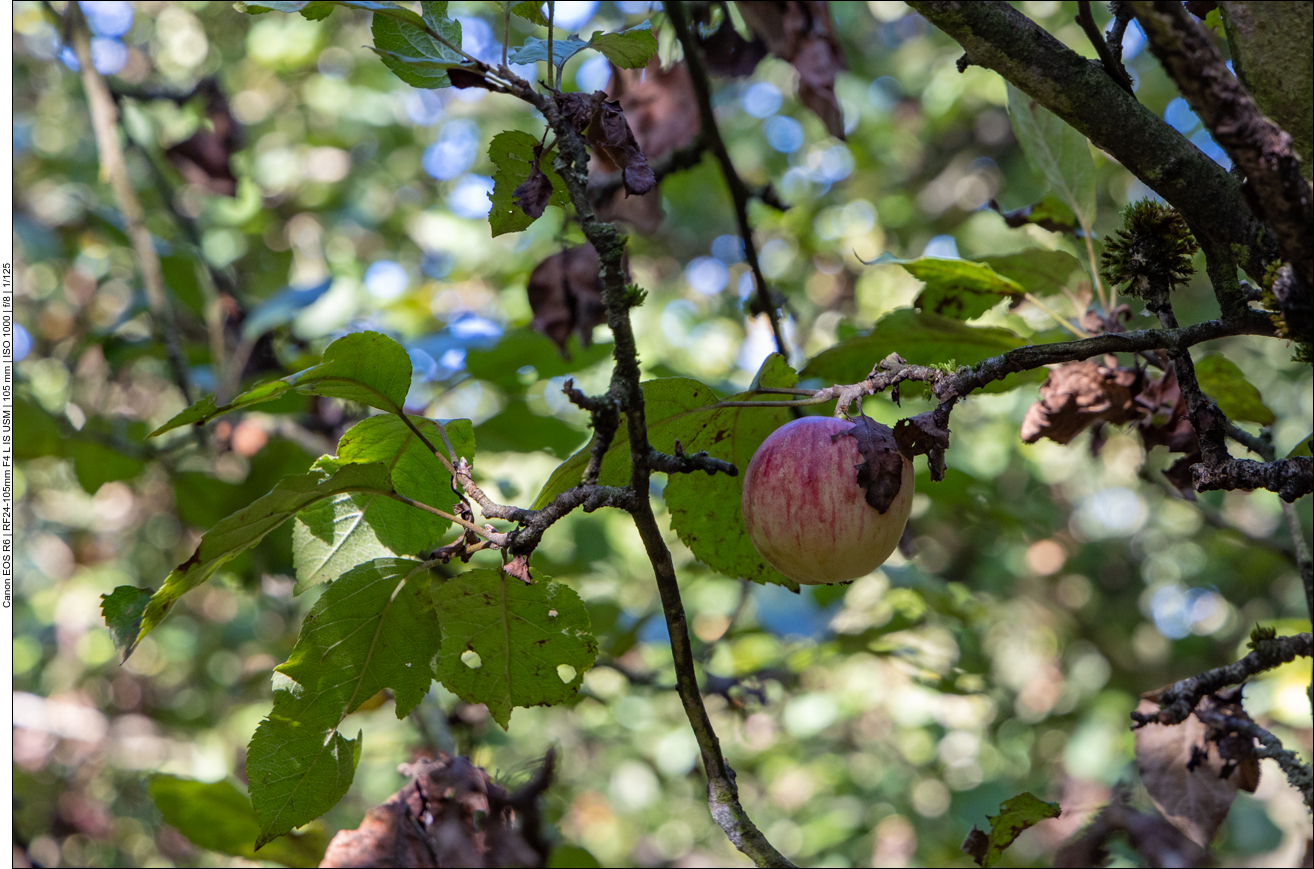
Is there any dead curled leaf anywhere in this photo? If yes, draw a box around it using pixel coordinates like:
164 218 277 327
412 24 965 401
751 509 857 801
1020 360 1143 445
1133 692 1259 848
736 0 847 139
834 415 905 513
319 754 547 868
512 144 554 219
526 244 610 356
503 554 533 584
165 80 242 196
553 91 656 197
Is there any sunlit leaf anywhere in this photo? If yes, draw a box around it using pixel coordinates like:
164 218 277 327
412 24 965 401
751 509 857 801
248 557 440 846
371 0 463 89
508 34 591 68
1007 82 1097 228
962 792 1061 868
588 22 657 69
131 462 396 656
148 775 327 867
151 332 413 436
100 586 154 659
292 417 473 591
511 1 550 27
435 568 597 728
488 130 569 236
871 254 1024 320
1193 354 1275 426
980 249 1086 297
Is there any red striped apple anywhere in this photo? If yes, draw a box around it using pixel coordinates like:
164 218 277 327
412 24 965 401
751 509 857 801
742 415 914 585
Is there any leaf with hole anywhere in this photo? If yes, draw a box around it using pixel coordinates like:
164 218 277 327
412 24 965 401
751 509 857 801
151 332 413 436
435 568 597 728
248 557 440 847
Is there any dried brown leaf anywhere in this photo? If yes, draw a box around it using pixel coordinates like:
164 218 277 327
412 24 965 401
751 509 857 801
737 1 846 139
165 81 242 197
1020 360 1143 444
448 67 495 90
512 144 554 219
834 415 905 513
1134 695 1254 847
526 245 608 356
503 555 533 584
893 408 952 459
591 99 656 195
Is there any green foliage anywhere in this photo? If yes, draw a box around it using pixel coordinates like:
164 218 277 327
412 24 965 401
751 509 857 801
370 0 463 89
511 1 550 27
507 23 657 72
248 557 440 845
99 586 154 661
151 331 415 436
1193 354 1276 426
1100 199 1199 297
147 776 327 867
488 130 570 236
874 254 1025 320
963 792 1062 868
435 568 597 728
1006 82 1097 228
124 462 397 657
979 249 1086 297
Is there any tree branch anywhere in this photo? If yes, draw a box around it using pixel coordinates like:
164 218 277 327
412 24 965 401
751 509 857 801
1193 706 1314 810
1130 632 1312 726
1129 2 1313 315
667 1 789 356
906 1 1274 282
1075 0 1135 94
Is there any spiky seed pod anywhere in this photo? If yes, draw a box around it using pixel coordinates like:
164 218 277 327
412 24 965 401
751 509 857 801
1099 199 1199 308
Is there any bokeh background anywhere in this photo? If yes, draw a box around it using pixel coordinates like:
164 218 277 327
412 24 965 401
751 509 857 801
11 1 1313 866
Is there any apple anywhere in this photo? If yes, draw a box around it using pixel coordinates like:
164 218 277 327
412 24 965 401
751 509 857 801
741 416 914 585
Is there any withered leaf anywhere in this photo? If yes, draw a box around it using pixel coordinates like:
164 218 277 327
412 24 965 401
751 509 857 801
1134 693 1258 847
320 754 546 868
893 408 952 459
503 555 533 584
512 144 554 219
555 91 605 134
165 80 242 197
590 99 656 196
526 244 608 356
737 1 847 139
1020 360 1143 445
448 67 495 90
1133 366 1201 496
834 415 905 513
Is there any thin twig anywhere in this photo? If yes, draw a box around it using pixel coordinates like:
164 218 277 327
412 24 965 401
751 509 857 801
1193 707 1314 810
68 4 194 407
546 1 554 90
666 1 788 356
1076 0 1136 94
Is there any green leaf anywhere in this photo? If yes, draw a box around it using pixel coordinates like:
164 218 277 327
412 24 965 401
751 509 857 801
587 22 657 69
236 0 312 12
802 309 1038 395
1006 82 1097 229
249 557 439 846
1288 434 1313 458
66 424 149 493
101 586 154 659
488 130 570 237
511 1 549 27
664 356 802 590
148 775 326 867
151 331 413 436
874 255 1024 320
435 568 597 728
962 792 1061 868
508 33 590 68
532 376 720 509
130 462 396 656
473 397 587 457
12 399 63 460
292 416 474 591
371 0 463 89
1193 354 1275 425
980 249 1086 297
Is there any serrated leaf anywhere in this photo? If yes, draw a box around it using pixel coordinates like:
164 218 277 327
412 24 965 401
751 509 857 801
873 255 1024 320
249 557 439 846
488 131 569 236
963 792 1061 868
152 331 413 436
508 33 590 68
435 568 597 728
292 417 474 591
101 586 154 659
980 249 1085 297
664 355 801 590
371 0 463 89
532 376 719 509
802 309 1040 395
130 463 396 656
511 1 549 26
148 775 326 867
1007 82 1097 229
588 22 657 69
1193 354 1275 426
